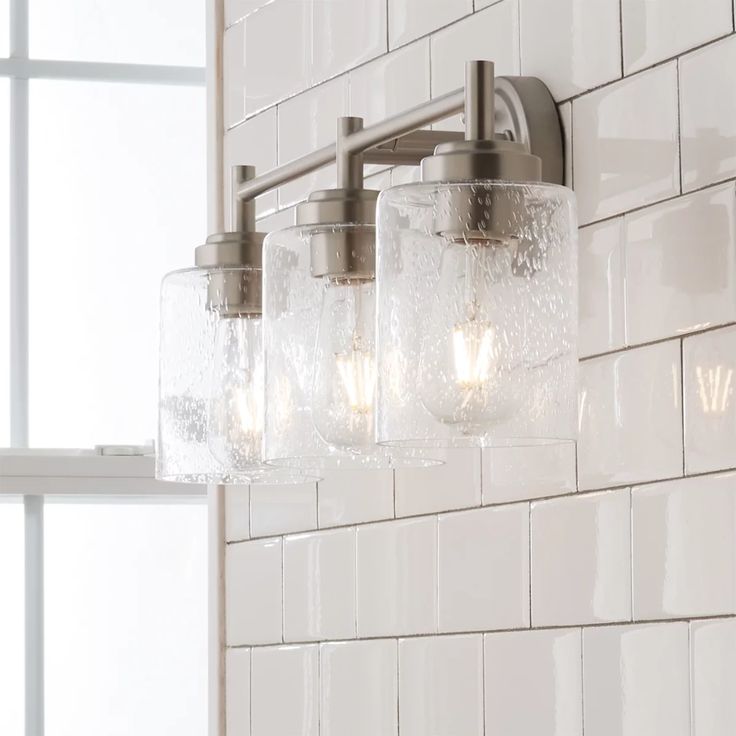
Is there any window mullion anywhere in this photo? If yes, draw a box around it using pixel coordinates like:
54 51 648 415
24 495 44 736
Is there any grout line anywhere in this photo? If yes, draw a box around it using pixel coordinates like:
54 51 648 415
687 621 695 734
618 0 624 77
226 612 736 650
675 57 684 195
580 628 586 736
580 315 736 363
225 461 736 545
527 501 533 628
679 338 687 476
280 538 285 644
628 488 635 621
481 632 486 736
395 638 401 735
249 646 253 736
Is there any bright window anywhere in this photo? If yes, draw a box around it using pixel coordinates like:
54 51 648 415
1 0 209 733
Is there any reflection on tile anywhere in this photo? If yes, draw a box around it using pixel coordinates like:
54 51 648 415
691 619 736 736
223 21 247 128
244 0 311 114
400 635 483 736
312 0 386 83
559 102 573 187
226 648 251 736
278 77 349 208
573 63 679 224
680 35 736 192
321 640 398 736
578 218 625 357
356 517 437 637
520 0 621 100
531 490 631 626
632 473 736 619
226 538 282 645
438 505 529 632
224 108 278 216
318 468 394 528
483 443 576 503
625 184 736 345
583 623 690 736
622 0 732 74
283 528 356 642
250 482 317 537
578 342 682 490
251 645 319 736
389 0 471 49
395 447 481 516
430 1 519 131
485 629 582 736
683 326 736 474
225 0 268 28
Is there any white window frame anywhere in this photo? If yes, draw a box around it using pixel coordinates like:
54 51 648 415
2 1 212 734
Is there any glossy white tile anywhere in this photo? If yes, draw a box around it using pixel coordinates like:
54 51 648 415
578 218 625 358
226 538 282 645
317 468 394 528
226 648 251 736
484 629 583 736
283 528 356 642
691 618 736 736
482 443 576 503
364 169 392 192
438 505 529 632
390 165 421 186
399 635 483 736
625 184 736 345
430 1 519 130
249 482 317 538
255 206 295 232
223 21 247 128
225 0 267 27
349 40 430 125
531 490 631 626
224 108 278 217
684 326 736 474
320 640 397 736
520 0 621 101
573 63 679 225
243 0 311 114
251 645 318 736
277 77 349 208
632 473 736 619
395 448 481 516
356 517 437 637
225 485 250 542
311 0 386 84
680 36 736 192
583 623 690 736
622 0 732 74
389 0 471 49
578 342 683 490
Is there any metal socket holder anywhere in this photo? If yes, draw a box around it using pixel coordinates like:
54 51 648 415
195 166 265 317
296 117 378 282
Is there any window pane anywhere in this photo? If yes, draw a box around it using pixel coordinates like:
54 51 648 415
0 498 24 736
44 499 207 736
29 0 204 66
29 80 206 447
0 79 8 446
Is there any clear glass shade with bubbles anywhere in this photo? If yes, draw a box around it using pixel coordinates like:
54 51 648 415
375 180 578 449
157 266 300 483
263 224 436 470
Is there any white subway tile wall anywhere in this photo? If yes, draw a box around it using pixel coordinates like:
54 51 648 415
221 0 736 731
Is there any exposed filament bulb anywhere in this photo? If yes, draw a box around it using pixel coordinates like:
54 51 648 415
336 335 376 414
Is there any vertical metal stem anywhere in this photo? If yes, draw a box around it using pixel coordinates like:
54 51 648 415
336 117 364 190
230 165 256 232
464 60 495 142
24 496 44 736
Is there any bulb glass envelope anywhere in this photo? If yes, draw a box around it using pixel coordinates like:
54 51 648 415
157 265 306 484
375 180 578 449
263 223 438 470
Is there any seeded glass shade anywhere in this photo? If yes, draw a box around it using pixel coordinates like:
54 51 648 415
375 181 578 449
157 266 272 483
263 224 399 470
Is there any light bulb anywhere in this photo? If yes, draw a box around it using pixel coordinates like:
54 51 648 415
418 240 508 432
312 278 376 449
207 316 264 468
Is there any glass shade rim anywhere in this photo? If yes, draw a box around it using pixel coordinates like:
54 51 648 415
379 178 574 200
377 437 578 450
264 453 443 471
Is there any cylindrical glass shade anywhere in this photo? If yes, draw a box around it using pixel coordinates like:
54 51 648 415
375 181 578 448
263 224 401 470
158 266 300 483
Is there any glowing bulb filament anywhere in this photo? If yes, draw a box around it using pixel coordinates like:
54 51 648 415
452 320 495 387
235 383 263 435
336 349 375 414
